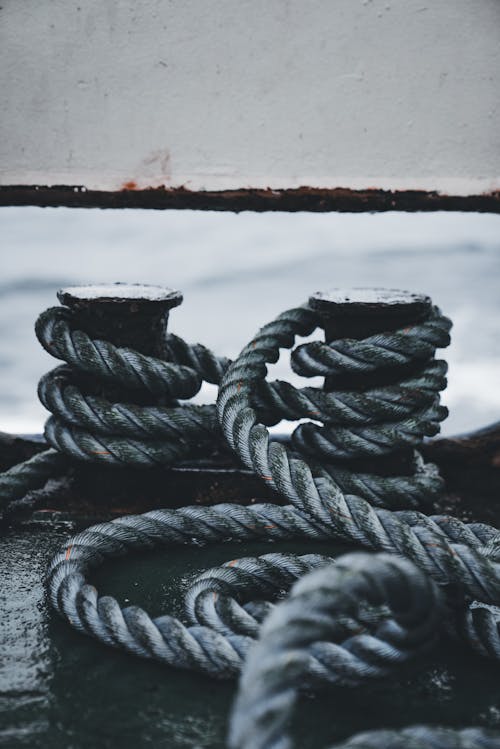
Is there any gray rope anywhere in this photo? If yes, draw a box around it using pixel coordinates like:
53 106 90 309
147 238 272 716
290 311 451 377
2 294 495 744
34 306 224 466
45 501 500 745
47 503 335 677
162 331 231 385
320 451 442 510
46 509 450 680
46 492 500 659
292 399 446 460
0 448 67 510
35 307 203 399
42 299 500 747
216 305 500 625
228 554 497 749
2 475 72 524
1 306 231 517
329 728 500 749
214 302 500 747
254 359 447 425
4 299 445 509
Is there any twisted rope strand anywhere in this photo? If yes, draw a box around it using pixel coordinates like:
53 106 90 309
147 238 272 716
36 307 202 399
254 359 448 426
0 449 67 510
47 509 452 686
290 310 451 378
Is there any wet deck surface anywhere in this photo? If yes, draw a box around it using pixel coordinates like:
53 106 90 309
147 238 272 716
3 523 500 748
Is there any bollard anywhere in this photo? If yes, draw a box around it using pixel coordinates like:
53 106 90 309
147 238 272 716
309 288 432 383
58 283 183 407
56 283 187 508
58 283 183 357
308 289 434 476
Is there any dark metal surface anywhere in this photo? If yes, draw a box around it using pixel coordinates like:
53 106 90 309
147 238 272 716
309 288 432 337
59 283 183 358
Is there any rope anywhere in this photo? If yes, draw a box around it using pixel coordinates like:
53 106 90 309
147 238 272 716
0 448 67 513
4 295 498 746
229 554 500 749
0 304 230 516
2 301 445 511
34 306 226 466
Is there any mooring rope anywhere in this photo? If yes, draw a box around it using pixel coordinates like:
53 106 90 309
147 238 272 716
0 304 230 517
4 297 500 747
2 301 445 512
35 305 228 466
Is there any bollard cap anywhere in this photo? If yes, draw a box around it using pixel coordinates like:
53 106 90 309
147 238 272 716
58 283 183 310
57 284 183 356
309 288 432 320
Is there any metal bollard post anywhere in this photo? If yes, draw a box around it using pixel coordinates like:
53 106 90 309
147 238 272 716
308 288 434 476
58 283 183 355
58 283 183 406
56 283 185 511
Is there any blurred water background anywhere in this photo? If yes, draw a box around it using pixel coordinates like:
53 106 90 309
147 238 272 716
0 207 499 437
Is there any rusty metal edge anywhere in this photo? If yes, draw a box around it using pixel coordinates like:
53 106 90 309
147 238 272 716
1 185 500 212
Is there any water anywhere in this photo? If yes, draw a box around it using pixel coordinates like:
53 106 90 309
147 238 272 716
1 207 500 436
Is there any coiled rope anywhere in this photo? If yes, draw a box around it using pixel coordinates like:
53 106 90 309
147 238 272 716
1 301 445 512
4 296 500 747
0 304 230 517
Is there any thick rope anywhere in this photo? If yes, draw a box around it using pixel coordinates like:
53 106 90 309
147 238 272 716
229 554 499 749
2 300 445 513
34 307 225 466
0 307 231 517
2 294 497 744
0 448 67 512
38 298 500 747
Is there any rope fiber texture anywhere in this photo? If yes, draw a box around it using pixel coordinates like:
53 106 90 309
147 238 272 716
4 295 500 747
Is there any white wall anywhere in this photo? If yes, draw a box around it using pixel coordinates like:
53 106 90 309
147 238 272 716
1 0 499 196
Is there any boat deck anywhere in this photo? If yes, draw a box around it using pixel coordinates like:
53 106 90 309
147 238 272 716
2 430 500 748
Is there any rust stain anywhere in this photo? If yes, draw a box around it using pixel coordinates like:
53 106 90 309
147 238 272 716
122 180 138 190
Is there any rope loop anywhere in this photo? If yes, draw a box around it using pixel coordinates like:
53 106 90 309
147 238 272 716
291 307 451 377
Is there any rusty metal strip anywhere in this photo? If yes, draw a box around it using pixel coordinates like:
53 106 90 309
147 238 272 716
1 185 500 212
